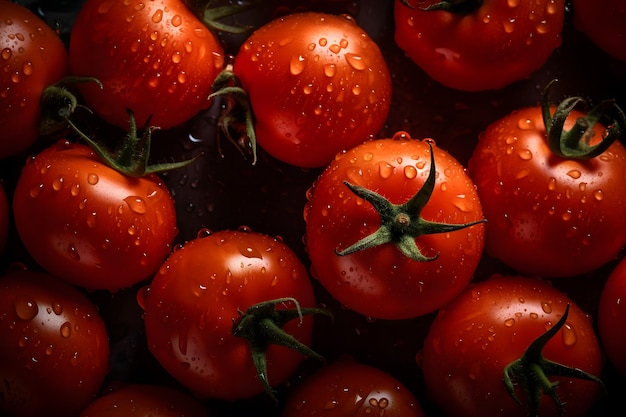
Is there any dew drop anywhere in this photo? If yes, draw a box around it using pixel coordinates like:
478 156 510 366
503 18 516 33
289 55 305 75
1 48 11 60
52 302 63 315
547 177 557 191
29 184 43 198
541 302 553 314
593 189 603 201
67 244 80 261
517 149 533 160
86 212 97 228
323 63 336 77
152 9 164 23
87 173 99 185
404 165 417 179
566 169 581 179
329 43 341 54
508 0 520 7
377 161 394 179
70 183 80 197
345 53 366 70
504 317 515 327
318 37 327 47
171 14 182 27
124 196 148 214
15 296 38 320
517 118 534 130
171 51 182 63
22 62 33 76
562 322 577 346
60 321 72 338
52 177 64 191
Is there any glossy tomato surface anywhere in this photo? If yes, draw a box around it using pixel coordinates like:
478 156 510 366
234 11 392 168
12 140 178 291
0 268 110 417
0 0 68 158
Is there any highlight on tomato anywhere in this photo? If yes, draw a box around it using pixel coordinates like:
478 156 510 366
139 227 330 402
468 81 626 278
217 11 392 168
0 268 110 417
420 274 604 417
394 0 565 91
304 132 485 320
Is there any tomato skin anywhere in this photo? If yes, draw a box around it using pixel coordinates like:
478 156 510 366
234 12 392 168
422 274 603 417
573 0 626 62
598 256 626 378
468 106 626 278
0 182 8 254
0 0 68 159
282 356 425 417
79 383 211 417
0 268 110 417
12 140 178 291
304 133 485 320
393 0 564 91
140 229 318 401
69 0 224 130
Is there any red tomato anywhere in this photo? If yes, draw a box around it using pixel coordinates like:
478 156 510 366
572 0 626 62
0 0 68 159
139 228 324 401
598 256 626 378
0 268 110 417
233 12 392 168
393 0 564 91
68 0 224 130
12 140 178 291
79 383 211 417
282 356 425 417
468 102 626 277
421 274 604 417
304 132 485 319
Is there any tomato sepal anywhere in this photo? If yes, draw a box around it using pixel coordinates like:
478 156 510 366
542 79 626 159
503 304 605 416
68 109 202 178
232 296 332 403
201 0 258 34
336 141 485 262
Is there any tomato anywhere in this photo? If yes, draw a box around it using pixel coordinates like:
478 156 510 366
0 181 8 255
79 383 210 417
139 228 327 402
572 0 626 62
68 0 224 130
0 268 110 417
0 0 68 159
421 274 604 417
393 0 565 91
467 95 626 278
304 132 485 320
232 11 392 168
597 256 626 378
282 356 425 417
12 139 178 291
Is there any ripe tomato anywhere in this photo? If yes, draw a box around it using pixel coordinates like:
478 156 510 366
282 356 425 417
572 0 626 62
79 383 210 417
0 0 68 159
68 0 225 130
139 228 325 401
12 139 178 291
232 11 392 168
468 98 626 277
598 256 626 378
304 132 485 320
421 274 604 417
0 268 110 417
393 0 564 91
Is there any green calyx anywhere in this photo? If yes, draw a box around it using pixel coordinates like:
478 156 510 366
67 109 201 178
400 0 484 14
542 79 626 159
336 141 485 262
503 304 605 417
38 76 103 136
232 297 332 403
209 66 258 164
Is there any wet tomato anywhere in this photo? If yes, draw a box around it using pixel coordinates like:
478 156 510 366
572 0 626 62
0 268 110 417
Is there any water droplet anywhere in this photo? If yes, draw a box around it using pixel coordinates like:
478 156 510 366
52 302 63 315
171 14 182 27
171 51 182 63
541 302 552 314
503 18 516 33
593 189 603 201
318 37 327 47
323 63 336 77
87 173 99 185
1 48 11 60
15 296 38 320
52 177 64 191
22 62 33 76
86 212 97 228
536 20 549 34
345 53 366 70
562 322 577 346
329 43 341 54
547 177 557 191
289 54 305 75
508 0 520 6
152 9 164 23
67 244 80 260
29 184 43 198
377 161 394 179
517 149 532 160
517 118 534 130
504 317 515 327
60 322 72 338
404 165 417 179
124 196 148 214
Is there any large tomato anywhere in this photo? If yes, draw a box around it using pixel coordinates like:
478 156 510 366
421 274 604 417
232 11 392 168
467 94 626 277
597 256 626 378
0 268 110 417
139 228 326 402
0 0 68 159
304 132 485 320
12 139 178 291
68 0 224 130
394 0 565 91
572 0 626 62
79 383 211 417
282 356 425 417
